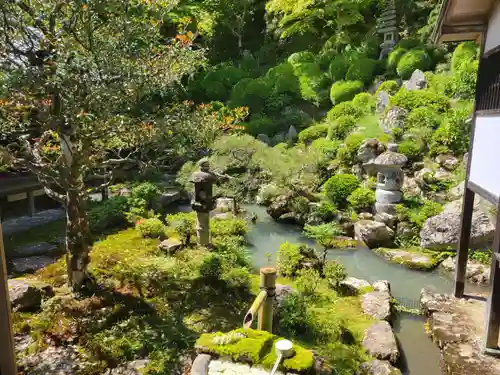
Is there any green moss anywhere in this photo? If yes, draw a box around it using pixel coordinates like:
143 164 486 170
374 247 444 271
196 328 315 373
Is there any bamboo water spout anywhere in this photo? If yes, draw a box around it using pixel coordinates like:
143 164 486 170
243 267 276 332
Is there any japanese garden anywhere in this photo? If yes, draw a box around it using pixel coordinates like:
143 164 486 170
0 1 497 375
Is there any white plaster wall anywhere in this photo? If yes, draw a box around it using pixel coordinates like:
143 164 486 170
484 2 500 53
469 114 500 199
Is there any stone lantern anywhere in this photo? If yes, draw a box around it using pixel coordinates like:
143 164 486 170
373 144 407 215
190 158 228 246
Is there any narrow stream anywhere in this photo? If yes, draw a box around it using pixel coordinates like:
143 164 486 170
244 204 483 375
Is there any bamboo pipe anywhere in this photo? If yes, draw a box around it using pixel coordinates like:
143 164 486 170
243 290 267 328
258 267 276 332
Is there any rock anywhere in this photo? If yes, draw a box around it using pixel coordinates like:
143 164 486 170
449 181 465 200
158 190 182 207
256 183 278 205
158 239 183 254
213 212 233 220
463 152 469 168
434 168 452 180
257 134 271 145
436 154 459 171
354 220 394 249
2 209 65 236
402 177 422 197
411 161 425 171
373 280 391 293
107 360 149 375
420 199 495 250
11 256 58 274
359 360 402 375
414 168 433 186
358 139 384 164
215 197 236 213
396 222 418 242
267 195 291 220
374 248 440 271
404 69 427 91
362 291 392 321
440 256 490 285
376 91 391 114
287 125 298 142
381 106 408 133
362 321 400 364
374 213 396 229
191 354 211 375
20 345 91 375
352 164 364 180
358 212 374 220
339 277 371 296
11 242 61 258
272 132 286 145
8 279 53 311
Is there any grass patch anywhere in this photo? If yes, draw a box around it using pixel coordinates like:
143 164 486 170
3 220 65 255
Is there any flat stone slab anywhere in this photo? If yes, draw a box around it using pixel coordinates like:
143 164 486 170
420 288 500 375
374 247 440 271
360 360 402 375
362 321 400 364
11 255 58 274
2 209 65 235
208 360 285 375
339 277 371 296
362 291 392 321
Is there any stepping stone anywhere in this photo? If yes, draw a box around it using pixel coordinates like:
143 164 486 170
11 242 61 258
11 256 58 274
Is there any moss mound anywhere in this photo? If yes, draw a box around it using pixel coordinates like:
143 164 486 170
196 328 315 373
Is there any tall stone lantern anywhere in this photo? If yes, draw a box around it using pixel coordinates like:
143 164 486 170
190 158 228 246
373 144 407 215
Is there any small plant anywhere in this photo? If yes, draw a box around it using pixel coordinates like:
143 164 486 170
398 139 424 162
347 187 376 212
391 89 450 113
323 260 347 289
470 249 492 265
296 268 321 297
303 223 344 271
324 174 360 207
167 213 196 246
278 293 309 337
136 218 165 239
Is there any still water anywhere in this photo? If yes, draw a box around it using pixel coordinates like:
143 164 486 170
244 204 483 375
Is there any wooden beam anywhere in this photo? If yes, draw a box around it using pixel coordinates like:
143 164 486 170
454 187 475 297
0 223 17 375
483 201 500 350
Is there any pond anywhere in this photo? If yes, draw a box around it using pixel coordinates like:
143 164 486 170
244 204 483 375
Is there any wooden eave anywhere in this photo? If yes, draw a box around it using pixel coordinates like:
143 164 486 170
433 0 497 43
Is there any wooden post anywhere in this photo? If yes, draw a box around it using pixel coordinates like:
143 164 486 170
483 202 500 350
258 267 276 333
0 222 17 375
28 190 36 217
454 187 475 298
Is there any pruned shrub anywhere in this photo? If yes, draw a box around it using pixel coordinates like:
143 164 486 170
327 101 364 121
430 107 472 156
336 133 365 167
328 115 357 140
376 80 400 96
88 196 130 234
296 268 321 297
324 174 360 206
136 218 165 239
352 92 375 113
346 58 377 84
278 293 309 336
311 138 341 160
288 51 316 66
201 65 248 101
453 60 478 100
407 107 442 130
391 89 450 113
298 124 329 144
387 48 407 71
328 56 349 81
230 78 270 112
277 242 318 277
396 38 421 50
347 187 375 212
330 80 364 104
451 42 479 72
244 115 276 136
324 260 347 289
398 139 424 162
396 50 433 79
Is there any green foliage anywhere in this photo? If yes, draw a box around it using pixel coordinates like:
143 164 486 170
277 242 317 277
211 217 248 237
311 139 341 160
347 187 375 212
336 133 365 167
230 78 270 112
328 56 349 81
327 101 364 122
328 115 357 140
277 294 310 337
407 107 442 130
352 93 375 113
451 42 479 72
323 260 347 289
298 124 329 144
470 250 492 265
387 48 408 71
312 201 338 222
376 80 400 96
288 51 316 65
202 65 249 101
136 218 165 239
430 106 472 156
425 71 456 97
244 115 275 136
324 174 360 207
453 60 479 100
87 196 130 235
391 89 450 113
396 199 443 230
397 50 433 79
330 80 364 104
398 139 424 162
346 58 377 84
166 212 196 245
303 223 344 249
296 268 321 297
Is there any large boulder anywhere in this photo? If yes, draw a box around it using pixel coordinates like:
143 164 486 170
257 134 271 145
381 106 408 133
359 360 402 375
420 199 495 250
267 195 291 220
8 279 54 312
404 69 427 91
435 154 459 171
362 321 400 364
376 91 391 114
440 256 490 285
339 277 371 296
358 139 385 164
355 220 394 249
20 345 91 375
362 291 392 321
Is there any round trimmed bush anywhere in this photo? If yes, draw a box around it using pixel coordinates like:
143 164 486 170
451 42 478 72
352 92 376 113
407 107 442 130
328 115 357 140
376 80 400 96
330 80 364 105
317 49 337 70
430 107 472 156
391 89 450 113
136 218 165 239
387 48 408 71
396 38 421 50
202 66 248 101
324 174 360 206
398 139 424 162
244 115 276 136
288 51 316 66
397 50 433 79
324 260 347 289
311 138 341 159
347 187 376 212
327 101 364 121
230 78 270 111
346 58 377 84
336 133 365 167
328 56 349 81
298 124 329 144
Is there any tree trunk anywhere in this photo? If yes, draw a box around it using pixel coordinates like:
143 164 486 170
65 189 92 292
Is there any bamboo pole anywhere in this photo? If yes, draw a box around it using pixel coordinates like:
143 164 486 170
258 267 276 332
0 222 17 375
243 290 267 328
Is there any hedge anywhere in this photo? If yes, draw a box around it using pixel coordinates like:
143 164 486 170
391 89 450 113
